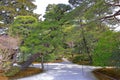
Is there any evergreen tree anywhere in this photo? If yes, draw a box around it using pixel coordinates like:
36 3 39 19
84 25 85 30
0 0 37 26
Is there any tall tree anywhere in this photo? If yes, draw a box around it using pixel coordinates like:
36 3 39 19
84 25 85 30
93 30 120 67
20 20 65 70
10 16 39 69
69 0 120 25
68 0 120 65
44 4 71 21
0 0 37 26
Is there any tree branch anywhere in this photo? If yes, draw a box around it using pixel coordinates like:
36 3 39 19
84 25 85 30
106 2 120 7
101 9 120 21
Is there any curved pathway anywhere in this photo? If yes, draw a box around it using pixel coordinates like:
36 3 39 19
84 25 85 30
18 61 98 80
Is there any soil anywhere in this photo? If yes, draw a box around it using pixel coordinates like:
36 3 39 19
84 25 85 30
93 68 120 80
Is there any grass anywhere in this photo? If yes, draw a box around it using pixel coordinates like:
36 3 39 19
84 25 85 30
0 67 43 80
93 68 120 80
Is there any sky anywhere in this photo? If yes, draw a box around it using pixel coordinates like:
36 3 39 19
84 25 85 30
33 0 69 19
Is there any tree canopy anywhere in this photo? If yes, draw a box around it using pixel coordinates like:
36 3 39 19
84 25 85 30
44 4 71 21
0 0 120 74
0 0 38 27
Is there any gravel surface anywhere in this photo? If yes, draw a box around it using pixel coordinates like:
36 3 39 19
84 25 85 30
17 60 98 80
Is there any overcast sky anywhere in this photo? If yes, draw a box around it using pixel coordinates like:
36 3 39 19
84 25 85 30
33 0 69 18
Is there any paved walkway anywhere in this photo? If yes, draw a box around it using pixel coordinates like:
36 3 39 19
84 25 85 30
18 61 98 80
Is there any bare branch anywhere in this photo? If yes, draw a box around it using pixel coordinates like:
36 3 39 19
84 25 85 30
101 9 120 21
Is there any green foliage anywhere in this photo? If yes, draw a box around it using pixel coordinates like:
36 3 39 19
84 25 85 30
68 0 120 25
19 19 64 65
14 16 37 24
4 66 20 77
72 56 82 63
111 48 120 67
110 32 120 67
9 67 43 79
0 0 37 24
84 0 109 20
11 16 38 38
44 4 71 21
93 31 120 66
46 54 55 62
36 54 56 62
10 16 38 62
5 0 120 68
72 55 89 63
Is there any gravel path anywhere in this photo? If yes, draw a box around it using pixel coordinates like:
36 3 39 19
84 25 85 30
17 61 98 80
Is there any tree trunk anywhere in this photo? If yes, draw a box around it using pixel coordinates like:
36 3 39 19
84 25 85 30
79 19 92 64
20 53 42 70
41 55 44 70
81 28 93 64
20 48 56 70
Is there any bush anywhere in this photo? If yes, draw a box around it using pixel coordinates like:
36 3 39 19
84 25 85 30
4 66 20 77
72 55 89 63
35 54 56 62
93 31 120 67
0 67 43 80
10 67 43 79
44 54 56 62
